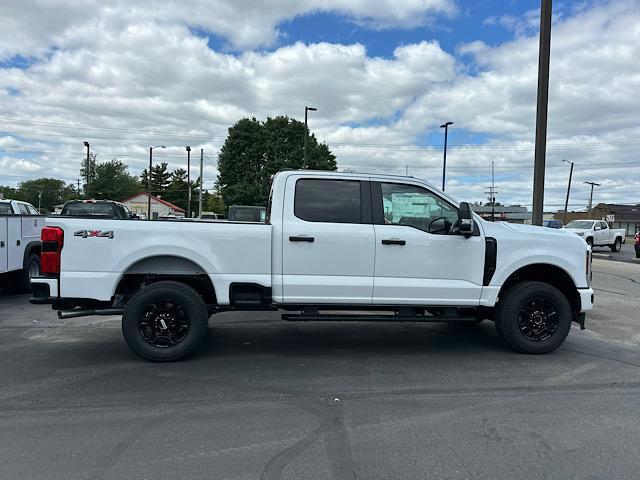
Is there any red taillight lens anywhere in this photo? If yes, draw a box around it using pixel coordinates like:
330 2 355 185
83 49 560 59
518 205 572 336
41 227 64 275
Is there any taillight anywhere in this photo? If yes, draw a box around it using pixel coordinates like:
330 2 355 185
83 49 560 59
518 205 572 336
41 227 64 275
586 249 592 285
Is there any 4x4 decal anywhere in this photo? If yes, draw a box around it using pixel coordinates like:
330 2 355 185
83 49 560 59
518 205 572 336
74 230 115 239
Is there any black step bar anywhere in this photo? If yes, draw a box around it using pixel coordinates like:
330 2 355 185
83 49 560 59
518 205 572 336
281 313 478 322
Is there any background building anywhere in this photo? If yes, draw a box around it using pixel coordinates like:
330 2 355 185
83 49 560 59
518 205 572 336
471 204 532 224
122 192 185 219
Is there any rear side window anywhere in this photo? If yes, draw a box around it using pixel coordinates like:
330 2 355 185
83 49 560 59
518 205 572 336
294 179 361 223
63 203 114 216
0 203 12 214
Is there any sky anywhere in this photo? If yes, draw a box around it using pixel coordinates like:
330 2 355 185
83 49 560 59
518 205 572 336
0 0 639 210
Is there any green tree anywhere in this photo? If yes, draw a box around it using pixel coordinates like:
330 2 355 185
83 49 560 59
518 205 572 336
162 168 199 215
216 116 337 206
14 178 76 212
80 152 98 190
89 159 140 201
140 162 171 197
204 191 226 214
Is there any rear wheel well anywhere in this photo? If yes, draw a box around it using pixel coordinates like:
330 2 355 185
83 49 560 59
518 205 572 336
499 264 580 313
113 256 217 307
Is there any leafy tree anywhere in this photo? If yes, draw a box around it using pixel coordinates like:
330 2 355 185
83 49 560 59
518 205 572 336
80 152 98 190
216 116 336 206
13 178 76 212
140 162 171 197
88 159 140 201
161 168 199 214
204 192 226 214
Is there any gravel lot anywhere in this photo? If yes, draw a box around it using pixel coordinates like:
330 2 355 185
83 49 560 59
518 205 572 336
1 258 639 480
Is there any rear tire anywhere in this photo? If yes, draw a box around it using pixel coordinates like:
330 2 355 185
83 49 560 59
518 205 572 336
495 281 572 354
18 254 40 293
610 237 622 252
122 281 209 361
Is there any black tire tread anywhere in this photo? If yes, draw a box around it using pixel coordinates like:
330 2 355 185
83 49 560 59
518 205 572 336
495 281 571 354
122 281 209 362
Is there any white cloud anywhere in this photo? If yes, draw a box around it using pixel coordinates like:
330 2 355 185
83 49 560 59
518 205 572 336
0 0 639 211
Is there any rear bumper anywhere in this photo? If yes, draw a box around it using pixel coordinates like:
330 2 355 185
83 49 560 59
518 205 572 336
29 277 58 305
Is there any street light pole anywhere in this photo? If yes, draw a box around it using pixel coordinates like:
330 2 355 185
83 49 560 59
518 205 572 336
585 181 600 218
148 145 165 220
440 121 453 191
532 0 553 226
562 159 574 223
198 148 204 218
304 106 317 164
83 141 90 196
186 146 192 218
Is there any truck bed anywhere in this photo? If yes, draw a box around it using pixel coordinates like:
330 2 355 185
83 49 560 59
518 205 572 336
47 217 272 303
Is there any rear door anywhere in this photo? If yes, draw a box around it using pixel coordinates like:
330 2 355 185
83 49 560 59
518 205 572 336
0 217 8 272
281 176 375 304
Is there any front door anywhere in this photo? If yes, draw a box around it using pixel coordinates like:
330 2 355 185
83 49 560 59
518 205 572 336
371 181 485 305
281 176 375 304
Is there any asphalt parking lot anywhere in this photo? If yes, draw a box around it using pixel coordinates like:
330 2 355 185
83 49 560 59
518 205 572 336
1 258 639 480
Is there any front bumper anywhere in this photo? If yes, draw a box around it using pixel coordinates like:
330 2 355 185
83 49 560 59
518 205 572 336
578 287 594 312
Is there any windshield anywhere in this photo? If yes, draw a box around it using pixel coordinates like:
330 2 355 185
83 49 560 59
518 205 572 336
62 202 114 216
566 220 595 229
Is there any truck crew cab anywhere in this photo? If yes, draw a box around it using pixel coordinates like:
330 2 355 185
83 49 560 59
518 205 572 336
30 171 594 361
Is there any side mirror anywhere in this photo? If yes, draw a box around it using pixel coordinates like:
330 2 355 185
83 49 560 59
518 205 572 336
458 202 474 238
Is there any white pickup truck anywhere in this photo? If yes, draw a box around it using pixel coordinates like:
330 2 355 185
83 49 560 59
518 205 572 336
564 220 626 252
30 171 594 361
0 199 43 292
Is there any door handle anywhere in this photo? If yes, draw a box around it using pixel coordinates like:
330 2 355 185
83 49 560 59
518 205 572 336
0 241 4 248
381 239 406 246
289 235 315 242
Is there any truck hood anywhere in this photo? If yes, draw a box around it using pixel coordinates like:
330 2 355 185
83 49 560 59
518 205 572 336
480 220 586 244
563 227 590 236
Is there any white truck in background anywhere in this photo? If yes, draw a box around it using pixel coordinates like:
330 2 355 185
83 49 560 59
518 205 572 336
31 170 594 361
564 220 626 252
0 199 43 292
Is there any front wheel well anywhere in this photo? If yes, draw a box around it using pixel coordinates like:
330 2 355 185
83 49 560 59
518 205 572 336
498 264 580 313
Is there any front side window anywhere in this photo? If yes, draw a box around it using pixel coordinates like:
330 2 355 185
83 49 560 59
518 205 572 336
380 182 458 234
295 179 361 223
27 205 39 214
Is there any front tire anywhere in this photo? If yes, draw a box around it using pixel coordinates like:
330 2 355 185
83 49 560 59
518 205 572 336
495 281 572 354
122 281 209 361
610 237 622 252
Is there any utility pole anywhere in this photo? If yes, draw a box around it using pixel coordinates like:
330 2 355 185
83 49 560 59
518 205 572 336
186 146 192 218
38 190 42 212
83 141 90 197
198 148 204 218
562 159 574 223
304 106 317 164
440 121 453 191
532 0 553 226
76 178 81 196
148 145 165 220
485 162 498 222
585 181 600 218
